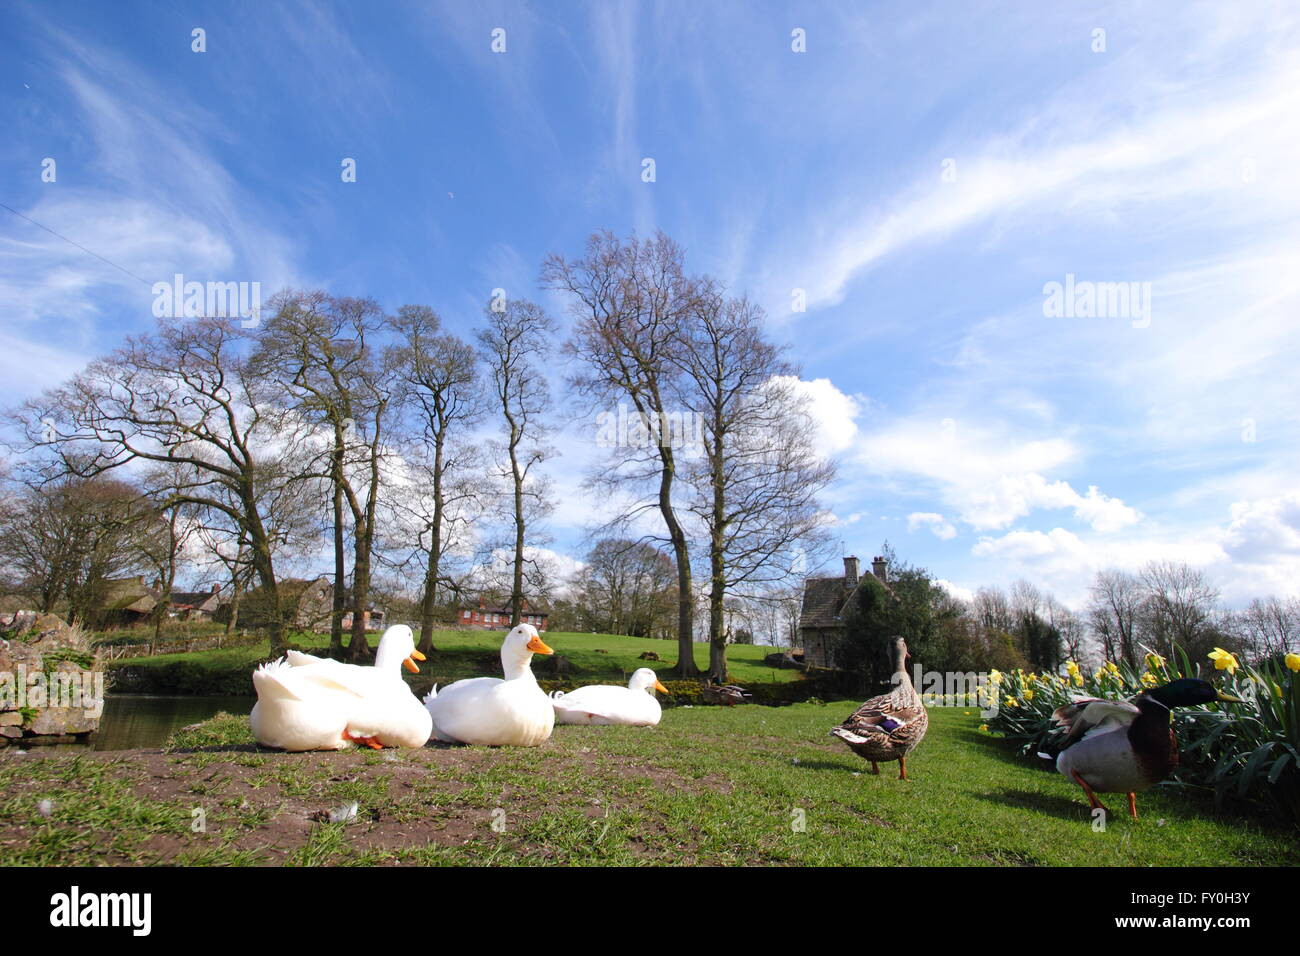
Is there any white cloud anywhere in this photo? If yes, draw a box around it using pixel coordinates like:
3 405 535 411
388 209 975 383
1222 491 1300 562
777 376 862 455
965 474 1141 533
935 578 975 603
907 512 956 540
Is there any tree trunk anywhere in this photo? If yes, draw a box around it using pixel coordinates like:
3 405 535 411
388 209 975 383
707 541 728 682
706 436 728 682
512 477 525 628
418 541 440 655
249 540 285 657
348 523 373 659
418 437 447 655
224 581 240 638
658 451 698 679
330 449 346 655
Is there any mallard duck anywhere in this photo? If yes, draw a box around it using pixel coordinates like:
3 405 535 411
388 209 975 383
703 681 751 706
250 624 433 751
1045 677 1243 819
829 637 928 779
551 667 669 726
424 623 555 746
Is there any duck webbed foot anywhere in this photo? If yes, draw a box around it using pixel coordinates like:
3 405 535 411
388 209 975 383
345 731 384 750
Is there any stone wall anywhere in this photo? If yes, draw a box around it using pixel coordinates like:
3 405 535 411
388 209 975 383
0 614 104 747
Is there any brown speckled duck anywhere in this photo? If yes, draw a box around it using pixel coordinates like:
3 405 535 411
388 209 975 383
830 637 928 779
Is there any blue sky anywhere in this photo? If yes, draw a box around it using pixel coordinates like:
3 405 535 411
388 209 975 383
3 1 1299 607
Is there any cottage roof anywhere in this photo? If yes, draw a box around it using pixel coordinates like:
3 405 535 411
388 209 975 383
798 576 851 630
170 590 221 609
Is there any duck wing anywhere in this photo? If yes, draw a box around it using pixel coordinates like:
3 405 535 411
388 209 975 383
1052 697 1141 751
840 693 926 736
286 649 328 667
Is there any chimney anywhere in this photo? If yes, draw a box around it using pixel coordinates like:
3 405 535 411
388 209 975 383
843 556 860 589
872 556 888 582
210 582 221 594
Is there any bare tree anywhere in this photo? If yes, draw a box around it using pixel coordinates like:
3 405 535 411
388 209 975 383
972 586 1014 634
475 298 556 627
1138 560 1222 661
570 538 678 637
15 317 296 654
1087 568 1144 666
0 474 158 623
545 231 704 678
673 289 836 679
254 292 397 659
1235 596 1300 659
386 305 484 653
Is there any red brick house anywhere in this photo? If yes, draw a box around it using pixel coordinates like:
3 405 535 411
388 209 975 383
458 595 549 631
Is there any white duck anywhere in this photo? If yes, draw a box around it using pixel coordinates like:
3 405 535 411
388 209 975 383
551 667 669 726
250 624 433 751
424 623 555 746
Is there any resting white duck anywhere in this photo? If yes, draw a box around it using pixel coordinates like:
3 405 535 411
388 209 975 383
250 624 433 751
424 623 555 746
551 668 669 726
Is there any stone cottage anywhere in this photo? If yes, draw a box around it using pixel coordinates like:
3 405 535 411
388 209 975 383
797 556 889 669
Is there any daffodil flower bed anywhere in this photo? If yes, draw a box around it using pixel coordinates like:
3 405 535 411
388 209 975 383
984 648 1300 822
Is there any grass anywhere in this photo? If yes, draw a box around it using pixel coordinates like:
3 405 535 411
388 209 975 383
0 705 1292 866
107 629 803 693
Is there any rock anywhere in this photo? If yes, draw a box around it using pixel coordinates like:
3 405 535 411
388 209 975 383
638 651 661 661
31 706 99 736
22 734 82 746
0 614 102 739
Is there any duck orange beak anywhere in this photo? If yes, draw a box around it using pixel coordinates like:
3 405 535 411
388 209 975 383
654 680 669 694
403 649 426 673
526 635 553 655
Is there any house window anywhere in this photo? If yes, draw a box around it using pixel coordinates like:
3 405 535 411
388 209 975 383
463 610 470 620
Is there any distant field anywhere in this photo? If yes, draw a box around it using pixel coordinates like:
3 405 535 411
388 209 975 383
107 629 803 691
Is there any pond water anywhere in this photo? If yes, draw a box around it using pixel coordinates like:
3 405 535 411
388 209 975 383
88 695 250 750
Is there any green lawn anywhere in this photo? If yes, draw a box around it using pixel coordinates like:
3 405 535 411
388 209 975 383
109 629 803 692
0 705 1291 866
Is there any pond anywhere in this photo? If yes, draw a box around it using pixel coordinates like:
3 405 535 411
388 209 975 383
88 695 250 750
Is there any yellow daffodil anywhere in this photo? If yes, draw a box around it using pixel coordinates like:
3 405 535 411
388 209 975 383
989 669 1002 684
979 724 989 733
1004 697 1019 708
1140 672 1158 688
1073 675 1084 686
1145 652 1166 670
1208 647 1239 675
1106 661 1121 677
1286 653 1300 673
